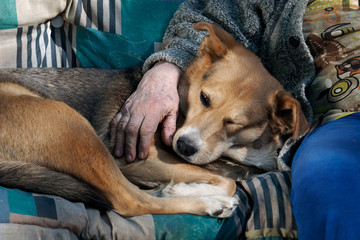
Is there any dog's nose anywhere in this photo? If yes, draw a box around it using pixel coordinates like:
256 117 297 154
176 137 198 157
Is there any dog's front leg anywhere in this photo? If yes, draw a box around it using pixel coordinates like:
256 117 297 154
119 146 237 197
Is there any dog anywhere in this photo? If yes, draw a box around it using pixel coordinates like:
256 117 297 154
0 22 309 218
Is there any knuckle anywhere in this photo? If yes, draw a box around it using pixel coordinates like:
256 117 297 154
140 128 155 137
125 123 139 135
121 104 130 113
120 101 133 114
110 118 119 128
117 122 127 132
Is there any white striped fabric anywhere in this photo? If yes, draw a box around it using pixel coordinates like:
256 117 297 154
64 0 122 33
8 22 77 68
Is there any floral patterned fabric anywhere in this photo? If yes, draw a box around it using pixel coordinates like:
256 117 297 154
304 0 360 124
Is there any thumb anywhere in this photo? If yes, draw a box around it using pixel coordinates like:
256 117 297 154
161 112 177 146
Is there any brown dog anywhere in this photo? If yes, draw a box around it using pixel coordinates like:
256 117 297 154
0 22 309 218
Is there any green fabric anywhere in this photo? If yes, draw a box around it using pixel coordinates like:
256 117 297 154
214 214 238 240
153 214 224 240
0 0 18 29
76 26 144 68
121 0 182 46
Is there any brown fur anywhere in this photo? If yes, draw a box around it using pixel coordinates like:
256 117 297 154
0 22 309 217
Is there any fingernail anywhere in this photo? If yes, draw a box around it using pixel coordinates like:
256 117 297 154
126 154 133 162
138 151 145 159
166 136 173 146
115 149 122 157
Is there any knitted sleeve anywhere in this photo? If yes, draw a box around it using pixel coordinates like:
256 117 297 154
142 0 273 72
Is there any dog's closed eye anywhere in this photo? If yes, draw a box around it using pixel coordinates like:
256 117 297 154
223 119 235 125
224 118 244 134
200 91 211 107
223 118 245 127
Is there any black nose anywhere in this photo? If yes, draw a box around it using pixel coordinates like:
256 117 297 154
176 137 198 157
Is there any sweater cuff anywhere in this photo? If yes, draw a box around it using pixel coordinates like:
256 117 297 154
143 47 197 74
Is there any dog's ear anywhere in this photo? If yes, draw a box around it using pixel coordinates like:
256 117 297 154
270 90 310 140
194 22 237 62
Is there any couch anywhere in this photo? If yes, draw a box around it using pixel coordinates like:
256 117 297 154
0 1 297 239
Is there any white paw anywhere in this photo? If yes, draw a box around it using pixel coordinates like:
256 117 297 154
202 195 238 218
160 182 228 197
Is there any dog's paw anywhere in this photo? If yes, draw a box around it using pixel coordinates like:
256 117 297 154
160 182 228 197
202 195 238 218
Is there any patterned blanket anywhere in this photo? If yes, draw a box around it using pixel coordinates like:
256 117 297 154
0 1 297 239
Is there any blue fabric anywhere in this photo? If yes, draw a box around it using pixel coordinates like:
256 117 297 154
291 113 360 240
0 188 10 223
34 196 57 219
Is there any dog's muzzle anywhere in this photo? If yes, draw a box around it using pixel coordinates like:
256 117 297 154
176 137 198 157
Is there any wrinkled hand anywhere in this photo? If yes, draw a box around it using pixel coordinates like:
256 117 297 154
110 62 181 162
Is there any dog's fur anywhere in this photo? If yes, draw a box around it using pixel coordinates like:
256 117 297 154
0 22 309 217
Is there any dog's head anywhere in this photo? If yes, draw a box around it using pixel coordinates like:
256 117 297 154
173 22 309 170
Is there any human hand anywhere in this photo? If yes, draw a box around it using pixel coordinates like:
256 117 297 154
110 62 181 162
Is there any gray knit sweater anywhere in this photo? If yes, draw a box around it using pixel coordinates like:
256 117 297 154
143 0 315 170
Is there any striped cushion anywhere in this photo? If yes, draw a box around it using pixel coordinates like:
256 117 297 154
240 171 297 239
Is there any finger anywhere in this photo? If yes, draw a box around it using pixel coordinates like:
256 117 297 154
124 115 144 162
114 112 131 158
161 112 177 146
110 112 122 147
138 116 159 159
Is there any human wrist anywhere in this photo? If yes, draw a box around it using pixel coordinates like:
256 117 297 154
153 61 182 84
